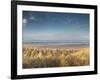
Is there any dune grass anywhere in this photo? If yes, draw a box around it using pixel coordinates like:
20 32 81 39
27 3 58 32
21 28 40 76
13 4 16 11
23 46 89 68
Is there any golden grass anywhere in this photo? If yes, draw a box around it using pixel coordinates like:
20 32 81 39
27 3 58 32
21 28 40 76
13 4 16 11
23 46 89 68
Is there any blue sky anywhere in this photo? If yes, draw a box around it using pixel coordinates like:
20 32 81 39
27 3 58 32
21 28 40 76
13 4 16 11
22 11 89 42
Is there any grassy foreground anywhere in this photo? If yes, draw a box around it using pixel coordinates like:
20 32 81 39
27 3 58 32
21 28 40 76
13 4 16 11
23 46 89 68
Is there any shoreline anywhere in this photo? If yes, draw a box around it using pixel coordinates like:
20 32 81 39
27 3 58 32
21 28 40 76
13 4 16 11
23 43 89 48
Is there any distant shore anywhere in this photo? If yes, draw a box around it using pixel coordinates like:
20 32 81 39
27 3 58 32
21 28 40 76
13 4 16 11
23 43 89 49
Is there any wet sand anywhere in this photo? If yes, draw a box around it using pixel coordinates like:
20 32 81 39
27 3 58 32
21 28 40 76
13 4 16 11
23 43 89 49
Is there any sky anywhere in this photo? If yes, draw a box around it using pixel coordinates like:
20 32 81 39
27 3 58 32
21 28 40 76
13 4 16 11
22 11 89 42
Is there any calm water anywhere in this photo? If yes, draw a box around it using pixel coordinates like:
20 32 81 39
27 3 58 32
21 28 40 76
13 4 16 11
23 40 89 46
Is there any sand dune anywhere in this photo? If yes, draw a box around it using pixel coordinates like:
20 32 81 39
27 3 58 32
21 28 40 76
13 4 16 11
23 44 89 68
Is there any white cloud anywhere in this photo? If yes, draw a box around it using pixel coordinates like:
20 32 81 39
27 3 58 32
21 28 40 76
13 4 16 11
65 19 72 25
29 16 36 21
23 31 89 42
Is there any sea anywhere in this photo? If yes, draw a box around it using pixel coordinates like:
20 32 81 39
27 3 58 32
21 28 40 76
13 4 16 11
23 40 89 46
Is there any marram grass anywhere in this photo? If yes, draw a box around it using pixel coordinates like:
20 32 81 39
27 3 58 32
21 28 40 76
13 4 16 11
23 46 89 68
